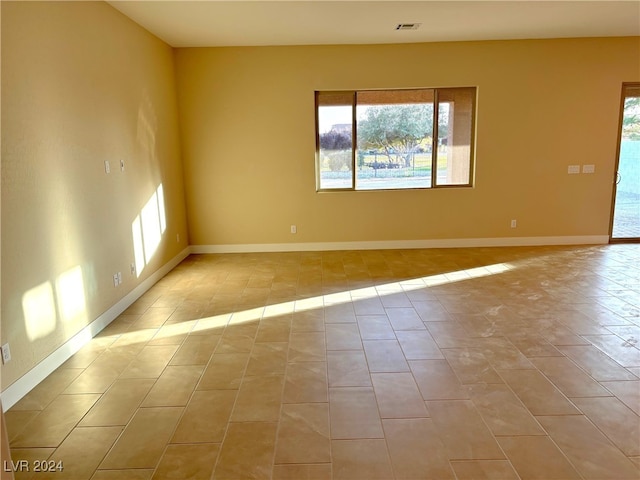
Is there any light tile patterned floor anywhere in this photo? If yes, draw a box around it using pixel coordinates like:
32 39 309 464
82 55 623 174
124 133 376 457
5 244 640 479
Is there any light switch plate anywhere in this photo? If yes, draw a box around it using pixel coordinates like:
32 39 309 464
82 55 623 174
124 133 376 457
568 165 580 174
582 164 595 174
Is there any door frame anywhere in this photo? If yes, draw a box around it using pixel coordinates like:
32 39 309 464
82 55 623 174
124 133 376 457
609 82 640 244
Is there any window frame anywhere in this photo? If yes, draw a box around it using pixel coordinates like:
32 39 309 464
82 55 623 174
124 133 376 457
314 87 477 192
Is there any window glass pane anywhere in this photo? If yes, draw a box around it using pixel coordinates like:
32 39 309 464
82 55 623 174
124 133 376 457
317 93 353 189
355 89 434 190
435 87 475 186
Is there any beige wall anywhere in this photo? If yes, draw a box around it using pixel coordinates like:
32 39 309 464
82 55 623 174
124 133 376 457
1 1 188 389
175 38 639 246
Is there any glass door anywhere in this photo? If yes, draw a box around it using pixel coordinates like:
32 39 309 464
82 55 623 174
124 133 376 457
611 84 640 241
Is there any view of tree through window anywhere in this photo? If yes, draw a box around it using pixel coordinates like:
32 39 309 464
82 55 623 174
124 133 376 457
315 87 476 191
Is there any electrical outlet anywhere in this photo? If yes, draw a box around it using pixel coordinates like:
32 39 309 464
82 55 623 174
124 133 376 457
290 225 297 234
117 272 122 284
104 160 111 174
511 219 517 228
113 273 119 287
120 159 125 172
568 165 580 174
130 263 136 275
582 164 595 174
1 343 11 364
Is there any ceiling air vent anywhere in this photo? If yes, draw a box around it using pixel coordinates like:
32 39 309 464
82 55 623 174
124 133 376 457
395 23 421 31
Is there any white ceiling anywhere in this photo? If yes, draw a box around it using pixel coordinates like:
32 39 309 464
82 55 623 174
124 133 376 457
107 0 640 48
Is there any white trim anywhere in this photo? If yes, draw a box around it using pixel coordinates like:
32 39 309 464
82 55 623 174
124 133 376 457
190 235 610 254
1 247 190 412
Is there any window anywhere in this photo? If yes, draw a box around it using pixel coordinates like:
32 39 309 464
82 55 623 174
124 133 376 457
315 87 476 191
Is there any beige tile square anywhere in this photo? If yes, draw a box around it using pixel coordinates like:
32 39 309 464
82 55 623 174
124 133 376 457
36 426 122 480
409 360 469 400
331 439 393 480
327 350 371 387
582 334 640 368
10 448 55 480
91 469 154 480
572 396 640 456
497 369 580 415
272 464 332 480
245 342 288 375
134 307 176 328
172 390 237 443
63 349 137 394
274 403 330 464
395 330 444 360
559 345 638 381
371 373 428 418
467 384 545 436
213 422 277 479
80 378 155 426
230 374 284 422
148 321 195 346
442 348 503 384
498 436 582 480
386 307 425 330
601 379 640 415
531 356 611 398
329 387 383 439
255 316 291 343
427 400 504 460
356 315 395 340
383 418 455 479
288 332 326 362
537 415 639 480
352 298 385 316
169 334 220 365
99 407 183 469
362 340 409 372
425 321 477 348
142 365 203 407
325 323 362 351
11 394 100 448
119 345 179 379
283 362 328 403
151 443 219 480
4 410 40 441
197 353 248 390
412 300 452 322
450 460 520 480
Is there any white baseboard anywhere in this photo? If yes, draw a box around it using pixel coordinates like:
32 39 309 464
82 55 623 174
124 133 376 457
191 235 610 254
1 247 190 412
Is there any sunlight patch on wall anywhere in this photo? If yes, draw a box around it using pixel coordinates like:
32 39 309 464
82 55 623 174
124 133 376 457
132 184 167 278
55 266 87 325
22 281 57 341
132 216 145 278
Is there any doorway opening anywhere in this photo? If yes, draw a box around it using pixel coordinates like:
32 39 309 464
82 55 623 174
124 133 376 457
611 83 640 241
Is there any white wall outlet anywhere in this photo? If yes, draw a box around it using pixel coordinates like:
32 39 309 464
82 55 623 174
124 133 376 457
113 273 119 287
1 343 12 364
120 159 125 172
104 160 111 174
130 263 136 275
510 219 517 228
582 164 595 174
117 272 122 284
290 225 297 234
568 165 580 174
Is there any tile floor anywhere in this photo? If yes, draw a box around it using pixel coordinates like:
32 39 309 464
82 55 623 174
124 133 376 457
4 244 640 480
